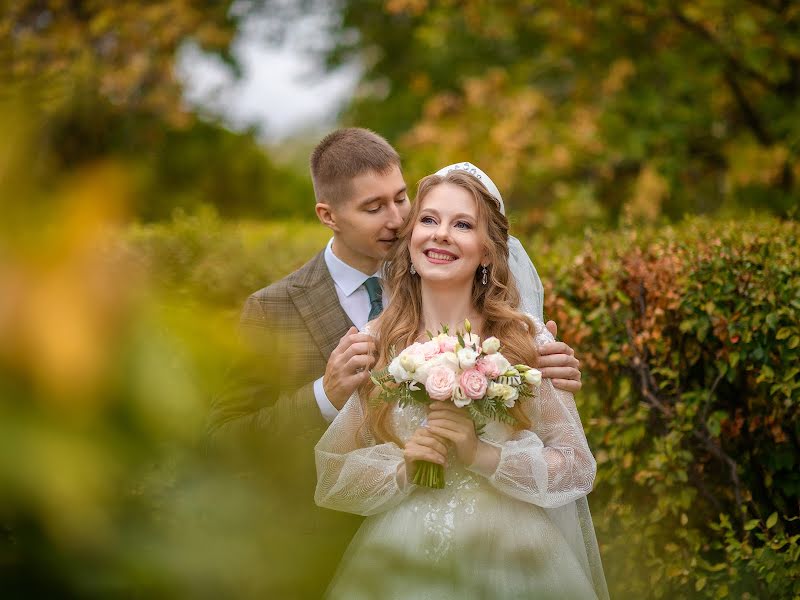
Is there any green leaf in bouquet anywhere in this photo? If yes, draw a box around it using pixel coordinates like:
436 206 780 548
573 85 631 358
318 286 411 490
410 387 430 404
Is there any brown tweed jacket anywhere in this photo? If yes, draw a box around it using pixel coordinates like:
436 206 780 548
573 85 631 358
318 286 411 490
207 250 354 441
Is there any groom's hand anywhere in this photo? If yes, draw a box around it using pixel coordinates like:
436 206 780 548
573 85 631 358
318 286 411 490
323 327 377 409
539 320 582 393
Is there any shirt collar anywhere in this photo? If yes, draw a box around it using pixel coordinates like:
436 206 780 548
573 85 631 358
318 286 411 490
324 238 381 296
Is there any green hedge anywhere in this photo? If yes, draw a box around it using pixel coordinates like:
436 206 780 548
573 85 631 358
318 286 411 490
539 217 800 598
122 210 331 308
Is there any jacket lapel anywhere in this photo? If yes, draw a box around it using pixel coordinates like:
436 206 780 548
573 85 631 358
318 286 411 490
288 251 354 360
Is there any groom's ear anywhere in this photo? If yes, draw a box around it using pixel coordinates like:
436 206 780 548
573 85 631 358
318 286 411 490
315 202 340 232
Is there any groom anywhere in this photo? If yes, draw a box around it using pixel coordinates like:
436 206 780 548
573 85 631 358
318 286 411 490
206 128 582 596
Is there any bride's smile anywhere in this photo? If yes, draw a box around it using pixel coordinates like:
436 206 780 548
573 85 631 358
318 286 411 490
423 248 457 263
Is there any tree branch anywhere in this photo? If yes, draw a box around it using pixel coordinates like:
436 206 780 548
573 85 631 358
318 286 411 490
669 4 776 91
724 70 773 145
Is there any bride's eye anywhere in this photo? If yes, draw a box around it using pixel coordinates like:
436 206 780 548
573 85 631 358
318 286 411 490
420 216 436 225
455 221 473 230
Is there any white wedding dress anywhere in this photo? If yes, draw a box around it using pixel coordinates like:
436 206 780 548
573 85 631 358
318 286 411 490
315 321 607 599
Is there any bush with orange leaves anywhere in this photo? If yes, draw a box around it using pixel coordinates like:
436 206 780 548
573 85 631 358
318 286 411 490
536 216 800 598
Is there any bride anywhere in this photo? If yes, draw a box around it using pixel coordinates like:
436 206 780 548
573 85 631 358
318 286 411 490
314 164 608 599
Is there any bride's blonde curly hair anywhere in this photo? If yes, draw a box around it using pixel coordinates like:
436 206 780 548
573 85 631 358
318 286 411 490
363 170 539 444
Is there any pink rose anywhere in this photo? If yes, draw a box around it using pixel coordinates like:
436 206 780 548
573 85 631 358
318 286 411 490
459 368 488 400
477 353 511 379
476 356 501 379
425 365 457 400
435 333 458 353
421 340 440 360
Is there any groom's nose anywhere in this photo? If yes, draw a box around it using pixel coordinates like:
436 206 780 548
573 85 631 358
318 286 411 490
385 202 404 230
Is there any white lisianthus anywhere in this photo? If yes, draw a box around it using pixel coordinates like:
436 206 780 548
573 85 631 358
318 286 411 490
462 332 481 349
481 336 501 354
523 368 542 387
486 382 505 399
398 343 427 373
453 385 471 408
456 346 480 369
487 382 518 407
411 355 437 386
388 356 411 382
501 384 519 407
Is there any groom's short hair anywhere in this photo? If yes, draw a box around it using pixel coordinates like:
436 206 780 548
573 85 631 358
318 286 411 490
310 128 401 205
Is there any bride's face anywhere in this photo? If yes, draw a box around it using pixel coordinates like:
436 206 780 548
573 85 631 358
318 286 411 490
409 183 488 287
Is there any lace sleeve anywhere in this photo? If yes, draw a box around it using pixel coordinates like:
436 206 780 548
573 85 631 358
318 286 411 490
469 320 597 508
314 392 414 516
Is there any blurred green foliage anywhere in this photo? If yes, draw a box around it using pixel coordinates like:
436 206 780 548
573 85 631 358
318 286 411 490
1 1 314 221
0 106 348 599
289 0 800 229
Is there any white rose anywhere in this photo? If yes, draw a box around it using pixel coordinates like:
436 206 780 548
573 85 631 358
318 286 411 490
456 346 479 369
481 336 501 354
437 351 460 372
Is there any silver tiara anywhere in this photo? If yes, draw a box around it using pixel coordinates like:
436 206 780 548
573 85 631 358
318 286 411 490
434 162 505 214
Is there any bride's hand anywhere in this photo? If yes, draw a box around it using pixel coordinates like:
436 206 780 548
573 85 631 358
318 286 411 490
404 427 448 476
426 401 479 466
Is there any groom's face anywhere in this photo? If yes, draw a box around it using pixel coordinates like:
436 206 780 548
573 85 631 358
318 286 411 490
326 165 410 272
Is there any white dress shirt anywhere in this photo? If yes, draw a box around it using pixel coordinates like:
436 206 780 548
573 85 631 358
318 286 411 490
313 238 381 422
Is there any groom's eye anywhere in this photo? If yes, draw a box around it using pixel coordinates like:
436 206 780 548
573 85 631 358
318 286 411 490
366 205 381 213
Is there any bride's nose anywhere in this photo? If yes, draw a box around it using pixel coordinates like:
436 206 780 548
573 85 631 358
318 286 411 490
432 222 450 243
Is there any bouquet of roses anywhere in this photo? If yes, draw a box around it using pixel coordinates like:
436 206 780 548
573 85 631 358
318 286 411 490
370 319 542 489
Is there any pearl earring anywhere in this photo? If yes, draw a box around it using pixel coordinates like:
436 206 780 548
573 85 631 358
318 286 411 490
481 265 488 285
